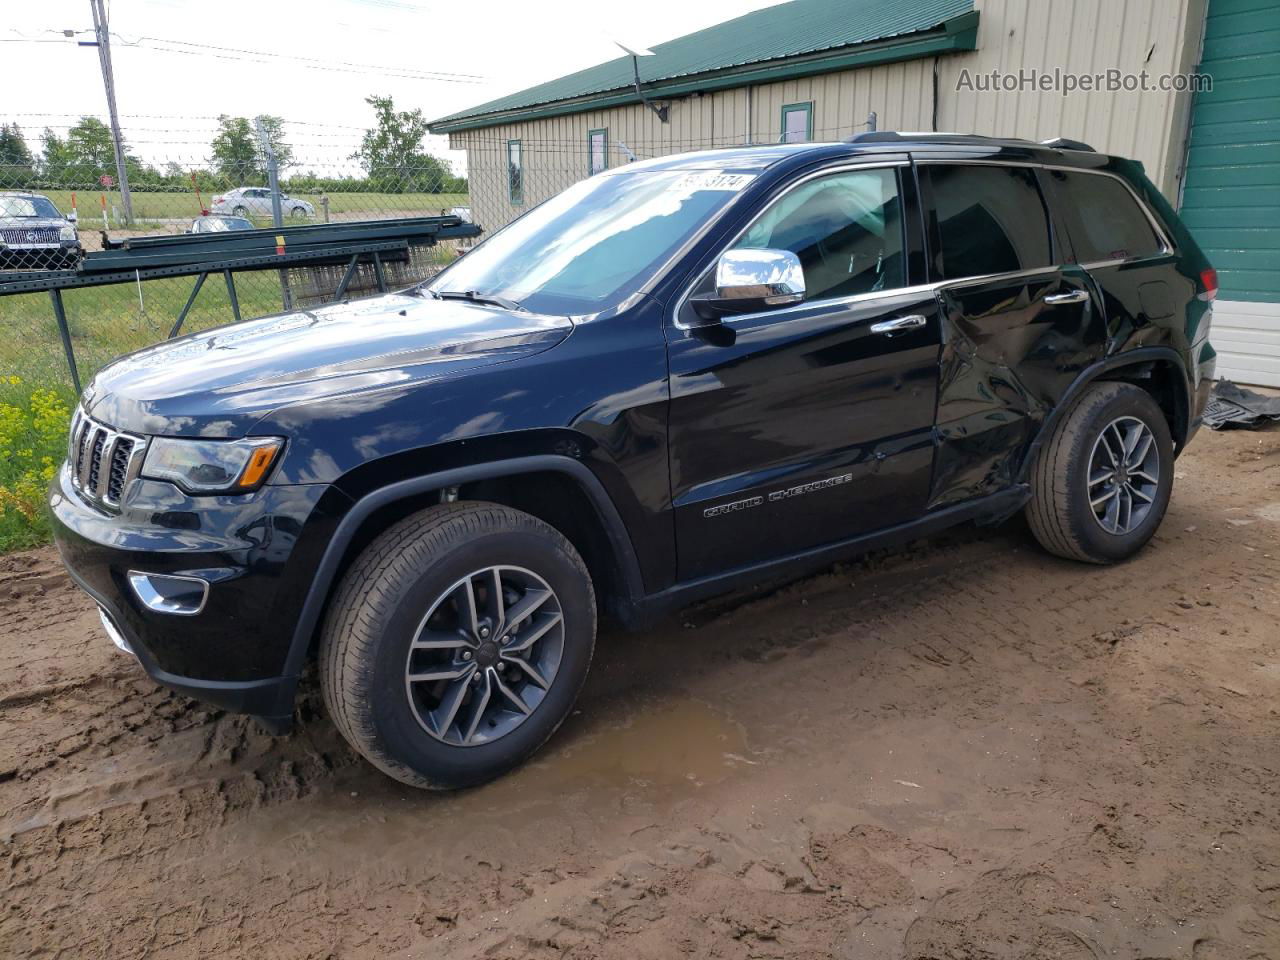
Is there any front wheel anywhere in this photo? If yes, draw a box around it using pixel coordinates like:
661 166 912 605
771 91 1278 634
290 206 308 219
1026 382 1175 563
320 502 596 789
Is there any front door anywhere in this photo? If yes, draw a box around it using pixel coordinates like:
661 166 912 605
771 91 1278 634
665 164 941 581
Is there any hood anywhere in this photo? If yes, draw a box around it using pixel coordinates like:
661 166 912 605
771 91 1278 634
83 292 573 438
0 217 69 231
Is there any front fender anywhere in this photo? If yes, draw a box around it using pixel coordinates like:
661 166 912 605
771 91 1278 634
279 454 647 682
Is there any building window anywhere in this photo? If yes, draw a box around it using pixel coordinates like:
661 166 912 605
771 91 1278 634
507 139 523 205
588 128 608 175
781 102 813 144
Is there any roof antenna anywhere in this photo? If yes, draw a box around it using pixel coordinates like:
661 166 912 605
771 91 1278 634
614 41 669 123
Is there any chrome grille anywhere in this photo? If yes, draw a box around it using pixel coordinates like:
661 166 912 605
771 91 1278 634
67 410 146 509
0 226 60 246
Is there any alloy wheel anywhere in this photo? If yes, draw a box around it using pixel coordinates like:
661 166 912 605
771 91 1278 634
1087 415 1160 535
404 565 564 746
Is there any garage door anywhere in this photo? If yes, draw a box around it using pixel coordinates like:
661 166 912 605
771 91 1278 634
1179 0 1280 387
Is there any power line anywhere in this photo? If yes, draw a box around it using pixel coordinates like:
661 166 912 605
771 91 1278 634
2 28 486 83
5 113 370 130
116 32 485 82
127 40 486 83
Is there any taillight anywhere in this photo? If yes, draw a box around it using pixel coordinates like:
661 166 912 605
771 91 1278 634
1198 266 1218 302
212 195 223 204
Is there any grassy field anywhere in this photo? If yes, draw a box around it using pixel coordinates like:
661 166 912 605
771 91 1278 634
38 188 470 225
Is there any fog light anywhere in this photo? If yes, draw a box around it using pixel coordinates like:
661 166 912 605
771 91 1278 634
128 571 210 616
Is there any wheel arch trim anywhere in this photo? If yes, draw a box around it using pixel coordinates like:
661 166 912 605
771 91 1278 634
1016 346 1192 484
281 455 645 681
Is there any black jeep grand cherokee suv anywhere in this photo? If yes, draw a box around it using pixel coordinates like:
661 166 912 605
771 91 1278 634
51 134 1217 788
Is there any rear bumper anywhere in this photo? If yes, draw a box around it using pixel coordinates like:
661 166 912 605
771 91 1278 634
1186 341 1217 446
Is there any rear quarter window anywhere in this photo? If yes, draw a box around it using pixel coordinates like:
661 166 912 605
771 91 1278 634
1046 170 1164 263
924 165 1053 280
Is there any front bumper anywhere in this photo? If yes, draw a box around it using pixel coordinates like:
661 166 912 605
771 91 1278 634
0 241 80 267
49 463 345 721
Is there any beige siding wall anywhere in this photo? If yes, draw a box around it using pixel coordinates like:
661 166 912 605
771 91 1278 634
450 0 1206 234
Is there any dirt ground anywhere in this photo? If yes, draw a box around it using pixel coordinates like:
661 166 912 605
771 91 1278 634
2 427 1278 959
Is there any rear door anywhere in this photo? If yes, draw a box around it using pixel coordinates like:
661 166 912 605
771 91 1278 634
919 162 1108 508
665 162 942 580
1041 166 1180 350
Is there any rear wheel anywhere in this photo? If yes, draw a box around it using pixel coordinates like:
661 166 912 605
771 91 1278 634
232 205 249 217
320 502 596 789
1026 382 1174 563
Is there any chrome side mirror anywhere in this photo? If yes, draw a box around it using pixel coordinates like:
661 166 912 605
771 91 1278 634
690 248 805 323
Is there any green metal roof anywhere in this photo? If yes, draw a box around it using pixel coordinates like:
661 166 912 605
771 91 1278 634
429 0 978 132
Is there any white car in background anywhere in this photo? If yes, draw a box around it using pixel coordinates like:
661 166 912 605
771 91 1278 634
210 187 314 220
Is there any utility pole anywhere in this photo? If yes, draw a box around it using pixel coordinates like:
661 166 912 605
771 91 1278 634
88 0 133 224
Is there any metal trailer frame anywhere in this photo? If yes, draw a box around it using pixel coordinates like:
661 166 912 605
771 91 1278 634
1 216 481 393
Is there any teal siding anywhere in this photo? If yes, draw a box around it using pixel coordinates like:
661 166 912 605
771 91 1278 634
1180 0 1280 302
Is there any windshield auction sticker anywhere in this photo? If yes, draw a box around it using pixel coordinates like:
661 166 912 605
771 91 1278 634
673 172 756 192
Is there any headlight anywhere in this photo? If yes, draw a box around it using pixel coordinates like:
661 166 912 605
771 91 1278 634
141 437 284 494
59 225 77 241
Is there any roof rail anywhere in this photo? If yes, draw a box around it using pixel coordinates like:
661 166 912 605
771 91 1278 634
844 131 1041 147
1039 137 1096 152
844 131 1096 152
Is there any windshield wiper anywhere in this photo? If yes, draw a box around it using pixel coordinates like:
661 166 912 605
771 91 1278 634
431 289 524 312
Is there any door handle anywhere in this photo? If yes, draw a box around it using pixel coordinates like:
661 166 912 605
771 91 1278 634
1043 289 1090 305
869 314 928 336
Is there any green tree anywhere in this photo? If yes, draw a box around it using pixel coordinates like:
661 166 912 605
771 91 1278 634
0 123 36 188
66 117 117 173
39 128 73 180
37 117 147 187
352 95 462 193
210 115 292 185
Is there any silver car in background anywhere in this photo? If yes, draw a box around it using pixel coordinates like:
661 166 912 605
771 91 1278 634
209 187 315 220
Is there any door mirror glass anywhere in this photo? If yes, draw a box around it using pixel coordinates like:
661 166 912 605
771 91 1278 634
691 248 805 322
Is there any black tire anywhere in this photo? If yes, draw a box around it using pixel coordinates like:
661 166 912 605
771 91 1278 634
1026 382 1175 564
319 502 596 789
290 206 307 219
232 205 249 217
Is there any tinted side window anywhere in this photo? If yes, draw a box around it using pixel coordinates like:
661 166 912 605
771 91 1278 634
1047 170 1163 263
735 167 905 300
926 165 1052 280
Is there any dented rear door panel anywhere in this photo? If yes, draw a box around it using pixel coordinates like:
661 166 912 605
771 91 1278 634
929 265 1106 507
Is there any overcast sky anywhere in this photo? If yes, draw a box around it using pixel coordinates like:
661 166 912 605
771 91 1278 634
4 0 783 172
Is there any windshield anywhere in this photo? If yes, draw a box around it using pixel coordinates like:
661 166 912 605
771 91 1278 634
425 169 755 314
0 195 61 219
